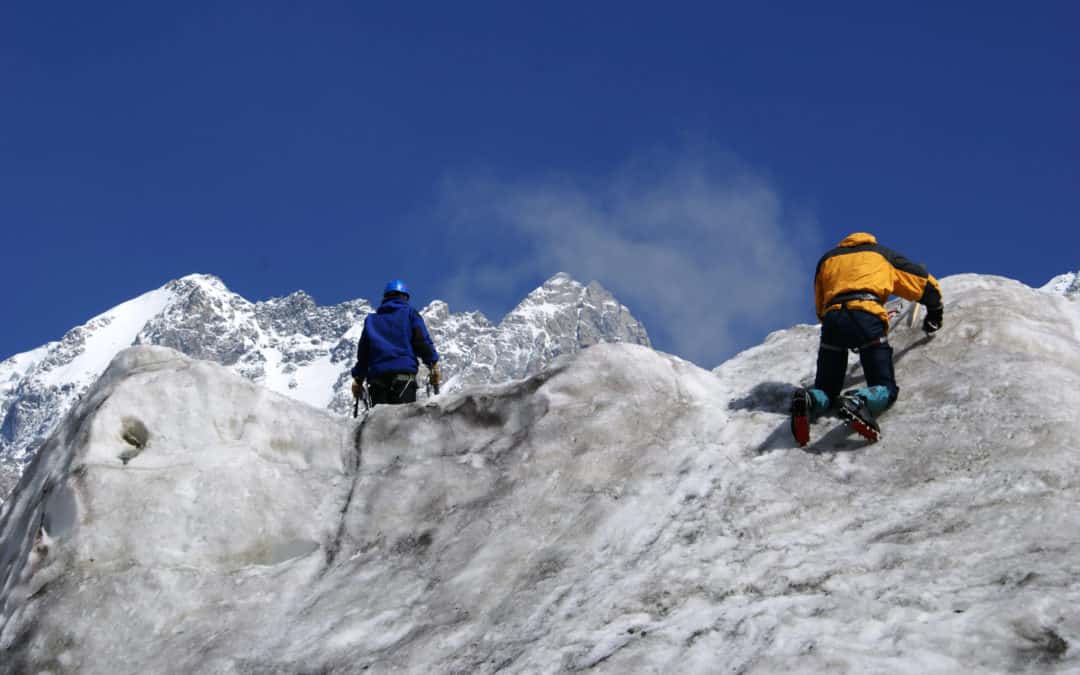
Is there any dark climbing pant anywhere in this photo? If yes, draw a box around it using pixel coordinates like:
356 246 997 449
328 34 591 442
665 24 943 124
367 373 418 406
814 308 898 406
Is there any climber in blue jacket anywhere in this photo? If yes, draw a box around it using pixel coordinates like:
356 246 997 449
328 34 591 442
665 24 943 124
350 280 440 406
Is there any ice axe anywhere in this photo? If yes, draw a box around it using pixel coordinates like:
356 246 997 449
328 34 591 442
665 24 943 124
890 302 939 338
352 383 371 418
426 363 441 397
909 302 943 338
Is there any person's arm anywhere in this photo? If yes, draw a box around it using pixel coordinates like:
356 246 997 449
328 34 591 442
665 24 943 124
410 310 438 367
881 246 943 332
814 273 827 319
917 274 943 310
350 323 370 382
877 247 940 306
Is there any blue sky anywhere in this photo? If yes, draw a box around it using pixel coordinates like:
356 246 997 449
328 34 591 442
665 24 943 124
2 1 1077 367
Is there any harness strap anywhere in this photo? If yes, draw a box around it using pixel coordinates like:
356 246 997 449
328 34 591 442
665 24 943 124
821 335 889 354
825 291 883 307
821 290 889 354
855 335 888 352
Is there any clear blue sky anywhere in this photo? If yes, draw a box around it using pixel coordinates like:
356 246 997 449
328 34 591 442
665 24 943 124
2 1 1077 367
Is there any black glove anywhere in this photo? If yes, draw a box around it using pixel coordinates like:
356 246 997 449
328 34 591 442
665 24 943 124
923 305 943 335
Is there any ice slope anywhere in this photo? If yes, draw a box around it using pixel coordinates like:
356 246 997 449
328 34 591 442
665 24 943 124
1 273 1079 673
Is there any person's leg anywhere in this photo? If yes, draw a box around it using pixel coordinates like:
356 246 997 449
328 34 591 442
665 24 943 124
852 312 897 416
792 311 850 445
854 347 895 415
810 312 852 414
369 374 419 405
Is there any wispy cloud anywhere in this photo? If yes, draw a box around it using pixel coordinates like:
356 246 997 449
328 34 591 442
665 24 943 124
438 148 820 367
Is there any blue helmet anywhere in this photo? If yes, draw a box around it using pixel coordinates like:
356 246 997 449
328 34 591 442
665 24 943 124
383 279 410 298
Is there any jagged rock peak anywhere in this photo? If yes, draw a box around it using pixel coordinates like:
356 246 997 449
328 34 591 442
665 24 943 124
472 273 651 388
421 299 491 323
422 299 451 319
512 273 630 314
261 289 317 313
527 272 586 299
166 273 232 294
542 271 576 287
421 299 483 324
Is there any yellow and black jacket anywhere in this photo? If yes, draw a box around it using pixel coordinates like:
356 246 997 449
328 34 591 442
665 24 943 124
815 232 942 326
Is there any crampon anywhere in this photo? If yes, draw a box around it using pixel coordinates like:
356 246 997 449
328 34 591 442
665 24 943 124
790 389 811 447
839 394 881 442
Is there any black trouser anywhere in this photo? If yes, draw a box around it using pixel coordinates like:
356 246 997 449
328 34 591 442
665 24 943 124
367 373 417 406
813 308 898 405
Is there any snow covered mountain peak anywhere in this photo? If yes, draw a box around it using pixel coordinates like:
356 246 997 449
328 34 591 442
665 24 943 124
419 299 455 321
460 272 650 389
2 271 1079 672
537 271 577 289
170 272 229 291
521 272 598 304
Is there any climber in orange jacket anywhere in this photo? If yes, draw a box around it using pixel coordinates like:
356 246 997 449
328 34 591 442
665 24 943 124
791 232 943 445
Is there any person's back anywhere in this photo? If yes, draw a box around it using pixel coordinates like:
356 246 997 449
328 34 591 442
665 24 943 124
350 280 440 407
814 232 941 326
791 232 943 445
362 297 426 375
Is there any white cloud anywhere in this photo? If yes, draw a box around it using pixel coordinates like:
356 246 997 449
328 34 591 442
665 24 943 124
438 149 820 366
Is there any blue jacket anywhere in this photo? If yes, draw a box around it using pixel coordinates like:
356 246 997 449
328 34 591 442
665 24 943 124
351 297 438 380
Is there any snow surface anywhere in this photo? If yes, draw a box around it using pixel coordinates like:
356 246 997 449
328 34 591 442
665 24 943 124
1 273 1079 673
0 345 50 391
1041 271 1079 298
0 345 50 436
37 287 176 389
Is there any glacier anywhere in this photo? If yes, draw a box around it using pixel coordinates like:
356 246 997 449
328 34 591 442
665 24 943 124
0 273 649 502
0 272 1078 673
